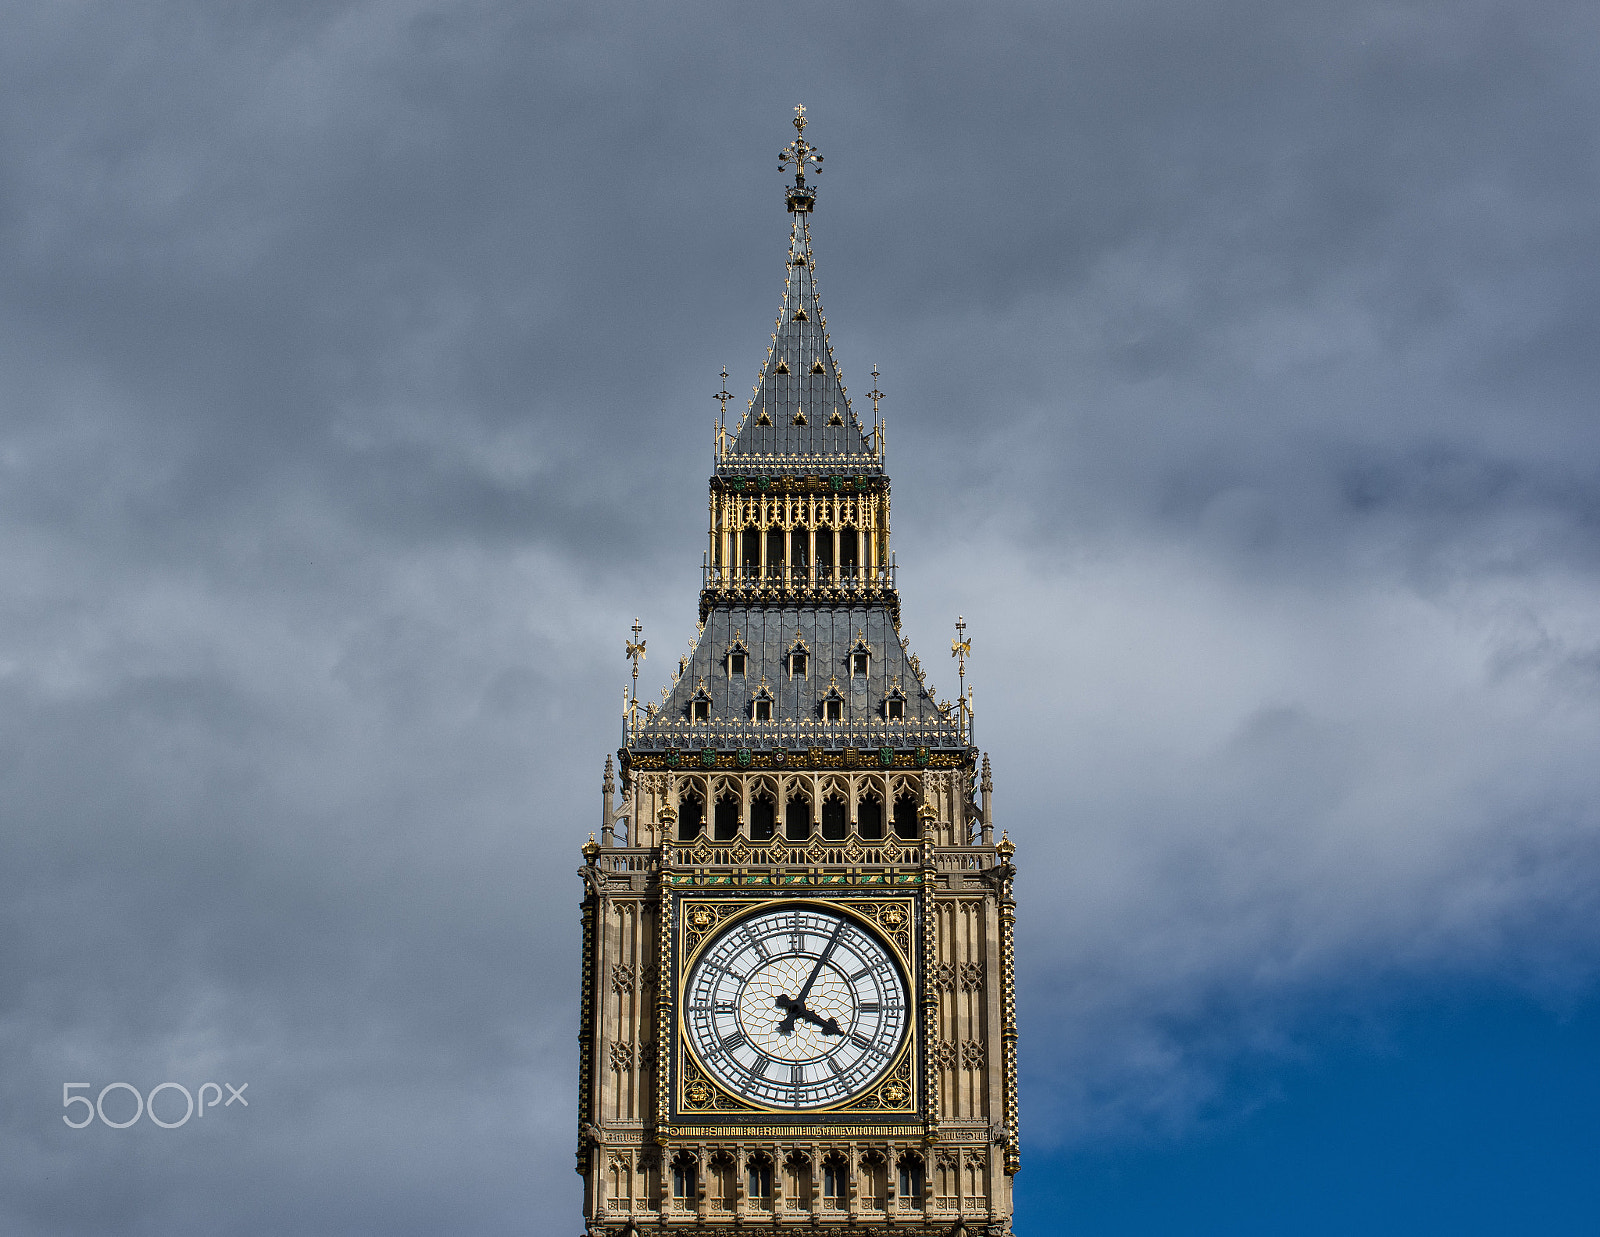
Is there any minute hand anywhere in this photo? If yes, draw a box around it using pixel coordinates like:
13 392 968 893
776 920 846 1033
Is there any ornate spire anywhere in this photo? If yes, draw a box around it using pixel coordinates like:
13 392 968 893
779 104 823 213
722 107 877 468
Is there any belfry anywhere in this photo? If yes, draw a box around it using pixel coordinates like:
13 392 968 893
577 107 1018 1235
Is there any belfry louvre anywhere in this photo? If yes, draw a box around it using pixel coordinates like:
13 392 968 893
577 107 1018 1236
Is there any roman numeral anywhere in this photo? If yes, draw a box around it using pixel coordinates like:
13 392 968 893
858 1002 880 1013
722 1030 746 1050
849 1031 873 1050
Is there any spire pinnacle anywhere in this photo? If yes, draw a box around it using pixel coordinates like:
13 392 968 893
780 104 823 213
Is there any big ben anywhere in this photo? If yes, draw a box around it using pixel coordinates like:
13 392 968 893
577 107 1018 1235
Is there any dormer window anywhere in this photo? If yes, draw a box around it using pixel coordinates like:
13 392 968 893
886 697 905 721
786 633 811 680
730 652 746 676
725 634 749 678
849 631 871 678
692 699 711 722
751 678 774 723
820 678 845 723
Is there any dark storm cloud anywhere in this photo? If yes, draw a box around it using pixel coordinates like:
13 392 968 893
2 0 1598 1231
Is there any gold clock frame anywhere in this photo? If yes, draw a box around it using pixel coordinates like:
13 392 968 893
669 892 921 1124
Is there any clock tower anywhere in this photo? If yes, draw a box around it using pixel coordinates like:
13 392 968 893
577 107 1018 1235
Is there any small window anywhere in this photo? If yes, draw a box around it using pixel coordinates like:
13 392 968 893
754 698 772 722
750 796 776 841
729 651 746 676
823 698 842 722
898 1155 923 1199
893 794 919 841
858 796 884 840
886 697 905 720
678 795 705 842
713 796 741 842
673 1161 696 1199
821 796 848 841
790 651 808 678
823 1158 846 1199
692 699 711 722
851 651 869 676
748 1159 773 1199
785 795 812 840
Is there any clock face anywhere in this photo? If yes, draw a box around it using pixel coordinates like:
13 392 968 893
683 904 909 1110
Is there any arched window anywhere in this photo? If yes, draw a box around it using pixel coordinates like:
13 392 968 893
708 1152 736 1212
678 794 704 842
750 794 776 841
858 794 884 840
713 794 741 842
765 528 785 578
747 1152 774 1207
839 525 860 574
784 1150 813 1212
893 793 919 841
897 1152 924 1208
858 1150 887 1210
740 528 760 578
821 1153 848 1210
671 1151 697 1201
821 794 848 841
785 795 812 841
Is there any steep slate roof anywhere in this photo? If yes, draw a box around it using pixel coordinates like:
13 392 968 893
640 606 960 740
722 214 880 468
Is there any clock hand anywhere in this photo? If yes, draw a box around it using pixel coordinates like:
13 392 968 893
796 1006 844 1036
775 919 846 1035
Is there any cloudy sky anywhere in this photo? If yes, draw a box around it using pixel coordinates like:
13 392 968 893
3 1 1598 1233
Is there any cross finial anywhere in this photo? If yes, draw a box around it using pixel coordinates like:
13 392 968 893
866 365 885 416
714 365 731 419
780 104 823 212
952 615 972 740
625 618 647 699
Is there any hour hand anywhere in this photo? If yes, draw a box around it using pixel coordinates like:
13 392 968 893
797 1006 843 1036
773 993 803 1035
773 994 843 1037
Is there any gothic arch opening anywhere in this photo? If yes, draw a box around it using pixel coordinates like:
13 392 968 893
858 792 884 840
670 1151 697 1206
713 793 741 842
893 792 919 840
750 793 776 841
820 793 848 841
677 792 704 841
785 792 812 841
746 1151 774 1211
707 1151 736 1212
896 1151 924 1209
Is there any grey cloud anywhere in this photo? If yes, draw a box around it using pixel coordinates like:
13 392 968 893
3 0 1599 1230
